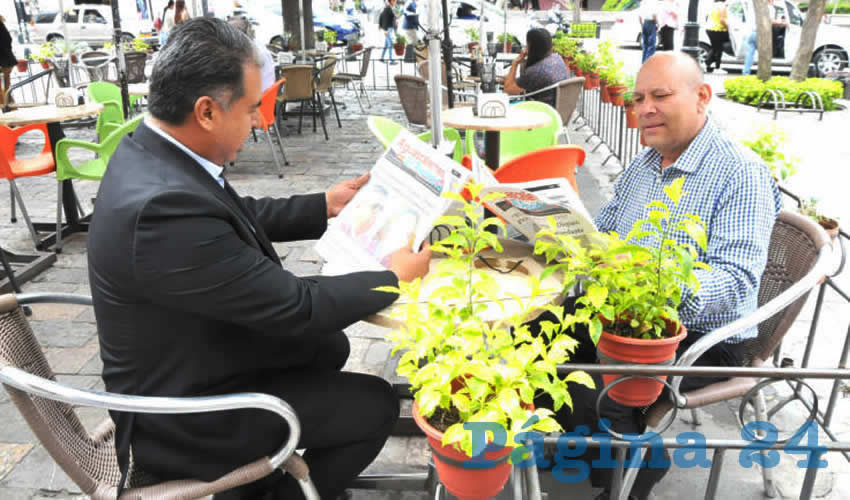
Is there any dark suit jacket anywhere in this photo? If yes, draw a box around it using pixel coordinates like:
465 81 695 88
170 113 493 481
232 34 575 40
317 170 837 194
88 121 398 481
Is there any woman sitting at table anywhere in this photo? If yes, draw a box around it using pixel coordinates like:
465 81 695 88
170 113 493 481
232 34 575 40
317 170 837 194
503 28 570 107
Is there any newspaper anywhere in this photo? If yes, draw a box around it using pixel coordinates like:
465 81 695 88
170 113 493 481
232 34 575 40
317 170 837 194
481 178 598 245
316 131 471 275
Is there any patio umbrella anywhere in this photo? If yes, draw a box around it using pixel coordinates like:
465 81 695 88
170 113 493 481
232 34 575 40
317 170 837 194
58 0 70 48
110 0 131 119
428 0 443 147
299 0 305 51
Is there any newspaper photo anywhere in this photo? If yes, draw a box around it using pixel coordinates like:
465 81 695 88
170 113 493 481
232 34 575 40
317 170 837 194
481 178 598 245
316 131 470 275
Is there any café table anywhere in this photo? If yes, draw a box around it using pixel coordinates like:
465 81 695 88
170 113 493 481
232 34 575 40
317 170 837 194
0 102 105 252
127 83 149 97
441 104 550 170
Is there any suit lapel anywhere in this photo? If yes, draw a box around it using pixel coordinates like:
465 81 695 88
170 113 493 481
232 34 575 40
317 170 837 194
132 122 281 264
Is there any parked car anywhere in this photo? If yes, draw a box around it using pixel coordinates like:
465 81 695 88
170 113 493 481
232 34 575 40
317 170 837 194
606 0 849 76
28 3 158 49
253 0 362 49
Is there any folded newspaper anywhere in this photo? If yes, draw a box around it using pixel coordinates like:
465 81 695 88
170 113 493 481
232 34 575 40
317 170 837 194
316 134 598 275
316 131 470 275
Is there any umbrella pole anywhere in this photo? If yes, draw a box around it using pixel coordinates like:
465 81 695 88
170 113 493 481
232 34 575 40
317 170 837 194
110 0 130 119
428 0 443 147
441 0 454 109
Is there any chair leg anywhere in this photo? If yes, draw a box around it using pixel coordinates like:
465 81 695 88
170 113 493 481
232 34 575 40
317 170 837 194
8 180 40 249
56 181 63 253
690 408 702 426
329 90 341 128
272 124 289 166
360 81 371 108
754 390 778 498
298 101 305 134
10 182 16 223
311 95 317 133
264 127 284 179
562 125 572 144
352 82 365 113
315 93 329 141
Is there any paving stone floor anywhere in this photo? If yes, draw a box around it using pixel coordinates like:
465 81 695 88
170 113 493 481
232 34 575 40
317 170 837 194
0 88 848 499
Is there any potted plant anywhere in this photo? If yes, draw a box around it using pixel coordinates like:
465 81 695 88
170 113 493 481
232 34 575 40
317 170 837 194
799 198 840 240
378 188 593 500
464 26 480 53
393 33 407 56
741 125 798 183
497 33 513 53
575 52 599 89
622 76 638 128
323 29 338 47
348 33 364 53
535 177 709 407
33 42 56 70
131 37 151 53
16 59 28 72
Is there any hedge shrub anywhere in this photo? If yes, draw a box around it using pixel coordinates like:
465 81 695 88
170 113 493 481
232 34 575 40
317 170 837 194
723 75 843 110
602 0 637 11
798 2 850 14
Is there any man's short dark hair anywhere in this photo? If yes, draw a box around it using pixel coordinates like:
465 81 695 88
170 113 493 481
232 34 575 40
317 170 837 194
148 17 261 125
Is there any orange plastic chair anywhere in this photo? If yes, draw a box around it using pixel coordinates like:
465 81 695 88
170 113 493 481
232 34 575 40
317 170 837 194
256 77 289 178
0 124 56 248
493 145 586 196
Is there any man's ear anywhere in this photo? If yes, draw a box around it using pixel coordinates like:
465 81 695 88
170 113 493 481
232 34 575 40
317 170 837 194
193 96 218 133
696 82 712 113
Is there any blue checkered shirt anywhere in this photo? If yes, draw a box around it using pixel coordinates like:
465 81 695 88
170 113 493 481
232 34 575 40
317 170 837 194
594 120 782 342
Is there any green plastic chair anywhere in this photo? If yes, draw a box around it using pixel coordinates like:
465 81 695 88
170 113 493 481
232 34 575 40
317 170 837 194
368 116 464 163
464 100 562 168
54 114 144 251
87 82 142 141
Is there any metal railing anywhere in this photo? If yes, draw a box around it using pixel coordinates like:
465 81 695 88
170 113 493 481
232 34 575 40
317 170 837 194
573 85 642 170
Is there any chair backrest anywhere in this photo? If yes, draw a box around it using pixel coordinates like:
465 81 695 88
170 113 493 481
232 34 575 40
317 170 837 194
494 145 585 195
259 77 286 130
367 115 405 148
123 51 148 84
0 295 157 496
417 127 464 163
280 65 315 101
745 210 830 363
314 57 338 93
51 58 72 87
100 114 144 160
467 101 560 167
394 74 429 127
358 47 372 78
80 51 111 82
87 81 125 141
554 77 585 127
0 123 52 179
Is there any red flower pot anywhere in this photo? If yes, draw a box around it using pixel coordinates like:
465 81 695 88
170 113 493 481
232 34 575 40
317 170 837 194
624 102 638 128
599 80 610 103
413 401 514 500
351 43 364 53
574 67 583 77
16 59 27 72
40 61 50 70
394 44 405 56
503 43 512 53
585 72 600 90
819 219 839 240
70 54 78 63
597 322 687 407
468 42 478 53
607 85 628 106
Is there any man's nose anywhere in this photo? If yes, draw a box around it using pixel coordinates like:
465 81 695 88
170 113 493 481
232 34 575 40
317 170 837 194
250 111 261 129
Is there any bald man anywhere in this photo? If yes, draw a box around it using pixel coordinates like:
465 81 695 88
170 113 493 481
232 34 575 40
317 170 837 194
546 53 782 500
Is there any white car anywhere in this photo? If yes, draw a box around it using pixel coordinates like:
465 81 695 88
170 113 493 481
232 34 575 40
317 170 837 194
28 3 156 48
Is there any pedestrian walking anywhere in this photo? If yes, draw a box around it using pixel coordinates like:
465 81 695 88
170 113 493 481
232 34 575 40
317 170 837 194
705 0 729 72
639 0 660 63
379 0 397 63
658 0 679 51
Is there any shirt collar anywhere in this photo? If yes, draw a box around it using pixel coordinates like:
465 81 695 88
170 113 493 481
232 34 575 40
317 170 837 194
144 117 225 188
642 118 718 175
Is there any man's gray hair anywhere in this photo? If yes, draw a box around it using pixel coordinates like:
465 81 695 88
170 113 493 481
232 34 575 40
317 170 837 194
228 17 256 41
148 17 262 125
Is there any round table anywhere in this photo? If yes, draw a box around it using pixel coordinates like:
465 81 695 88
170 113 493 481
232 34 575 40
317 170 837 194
127 83 149 97
0 102 104 251
365 239 564 329
441 105 550 170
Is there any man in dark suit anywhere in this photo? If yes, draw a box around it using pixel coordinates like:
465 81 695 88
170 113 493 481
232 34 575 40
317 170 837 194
88 18 431 499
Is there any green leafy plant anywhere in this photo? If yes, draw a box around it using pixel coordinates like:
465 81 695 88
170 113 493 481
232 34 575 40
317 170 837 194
324 29 338 45
535 177 710 342
622 75 636 103
464 26 480 43
742 125 799 182
799 197 839 227
552 34 581 59
377 186 593 455
496 33 513 46
394 33 407 46
595 40 624 84
724 75 843 111
131 37 151 52
32 42 57 63
574 51 598 74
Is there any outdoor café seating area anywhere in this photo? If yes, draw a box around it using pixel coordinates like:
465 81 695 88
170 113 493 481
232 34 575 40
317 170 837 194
0 38 848 500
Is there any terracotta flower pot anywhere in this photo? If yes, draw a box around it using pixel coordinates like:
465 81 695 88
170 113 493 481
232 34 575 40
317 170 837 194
468 42 478 53
503 43 512 53
70 54 78 63
413 401 514 500
587 72 600 90
351 43 364 52
607 85 628 106
16 59 27 72
624 102 638 128
597 321 687 407
599 80 610 103
819 218 839 240
393 44 405 56
40 61 50 70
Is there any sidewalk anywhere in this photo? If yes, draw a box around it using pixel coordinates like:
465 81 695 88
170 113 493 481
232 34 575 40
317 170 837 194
0 89 847 499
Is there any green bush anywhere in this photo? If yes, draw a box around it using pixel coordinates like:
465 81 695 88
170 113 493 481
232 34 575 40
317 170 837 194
799 2 850 14
723 75 843 110
602 0 637 11
569 22 599 39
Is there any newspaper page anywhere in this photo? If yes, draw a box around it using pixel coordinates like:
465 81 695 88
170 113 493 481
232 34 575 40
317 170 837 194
316 131 470 275
481 178 598 244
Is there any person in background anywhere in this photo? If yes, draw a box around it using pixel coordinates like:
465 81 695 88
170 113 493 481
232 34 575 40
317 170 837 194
743 0 787 74
344 0 355 16
705 0 729 72
379 0 397 64
402 0 420 47
174 0 191 24
639 0 660 62
658 0 679 51
504 28 570 107
0 16 16 106
228 17 275 93
159 0 175 45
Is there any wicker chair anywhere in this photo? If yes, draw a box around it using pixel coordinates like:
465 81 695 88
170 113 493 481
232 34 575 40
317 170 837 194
80 51 114 83
394 74 429 128
417 60 475 105
333 47 372 112
123 51 148 84
314 57 341 129
279 65 329 140
0 293 319 500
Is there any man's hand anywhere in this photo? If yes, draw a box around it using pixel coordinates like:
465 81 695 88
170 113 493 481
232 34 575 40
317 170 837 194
388 244 432 282
326 173 370 218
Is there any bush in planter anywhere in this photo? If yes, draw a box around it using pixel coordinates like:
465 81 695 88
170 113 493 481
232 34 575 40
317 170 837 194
496 33 513 52
553 33 580 62
323 29 338 46
535 177 709 406
799 197 840 238
32 42 57 69
378 186 593 500
741 125 798 182
724 75 844 110
393 33 407 56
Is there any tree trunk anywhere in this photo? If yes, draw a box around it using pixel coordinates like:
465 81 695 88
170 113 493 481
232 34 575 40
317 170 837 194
573 0 581 24
791 0 827 80
282 0 315 50
752 0 773 81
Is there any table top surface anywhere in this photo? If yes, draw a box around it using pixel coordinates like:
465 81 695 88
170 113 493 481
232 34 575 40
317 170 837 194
127 83 149 96
0 102 104 126
441 104 550 132
365 239 564 329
